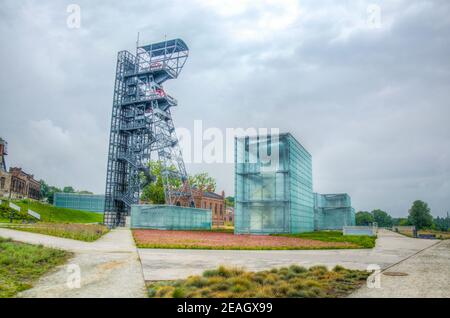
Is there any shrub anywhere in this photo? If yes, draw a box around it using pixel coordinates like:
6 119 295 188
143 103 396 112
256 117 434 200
289 265 308 274
333 265 345 272
147 265 369 298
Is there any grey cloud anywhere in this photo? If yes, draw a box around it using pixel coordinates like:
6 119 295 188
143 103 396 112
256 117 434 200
0 0 448 216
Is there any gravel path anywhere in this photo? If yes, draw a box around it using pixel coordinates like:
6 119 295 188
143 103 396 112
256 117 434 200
0 228 147 298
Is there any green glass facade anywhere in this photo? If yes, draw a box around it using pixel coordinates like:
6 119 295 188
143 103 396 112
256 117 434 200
235 133 314 234
314 193 356 230
131 204 212 230
54 193 105 213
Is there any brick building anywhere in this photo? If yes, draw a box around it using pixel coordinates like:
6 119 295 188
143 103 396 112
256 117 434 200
0 167 40 200
0 138 41 200
177 186 226 226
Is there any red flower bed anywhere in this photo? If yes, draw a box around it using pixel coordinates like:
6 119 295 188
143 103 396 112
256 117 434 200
133 229 356 249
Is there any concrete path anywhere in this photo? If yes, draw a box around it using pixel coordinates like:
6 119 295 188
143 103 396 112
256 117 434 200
350 239 450 298
0 228 147 298
138 230 437 281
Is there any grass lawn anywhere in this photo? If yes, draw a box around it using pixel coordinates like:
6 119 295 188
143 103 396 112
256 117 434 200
147 265 369 298
4 223 109 242
133 229 361 250
1 199 103 223
0 237 71 298
275 231 377 248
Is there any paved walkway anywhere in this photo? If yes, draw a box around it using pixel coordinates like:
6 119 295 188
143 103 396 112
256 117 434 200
0 228 147 298
138 230 437 280
350 238 450 298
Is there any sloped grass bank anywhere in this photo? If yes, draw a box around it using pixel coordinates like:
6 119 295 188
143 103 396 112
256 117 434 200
147 265 369 298
0 199 103 223
5 223 109 242
0 237 71 298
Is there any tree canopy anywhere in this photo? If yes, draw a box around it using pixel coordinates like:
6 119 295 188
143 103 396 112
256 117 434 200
355 211 374 226
408 200 433 229
140 161 218 204
188 173 216 192
372 209 393 227
39 180 94 204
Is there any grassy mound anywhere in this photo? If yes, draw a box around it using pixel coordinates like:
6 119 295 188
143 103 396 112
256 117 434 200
0 199 103 223
147 265 369 298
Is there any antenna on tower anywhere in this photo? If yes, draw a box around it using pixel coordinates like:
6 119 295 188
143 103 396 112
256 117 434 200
136 32 140 48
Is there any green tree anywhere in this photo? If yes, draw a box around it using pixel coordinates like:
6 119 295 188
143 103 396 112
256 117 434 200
408 200 433 230
399 218 410 226
78 190 94 194
371 209 393 227
188 173 216 192
355 211 374 226
392 218 410 226
432 213 449 232
63 186 75 193
47 186 62 204
39 179 49 199
141 161 166 204
141 162 217 204
225 196 235 207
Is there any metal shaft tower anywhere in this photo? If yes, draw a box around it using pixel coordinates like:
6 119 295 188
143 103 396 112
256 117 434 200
104 39 194 227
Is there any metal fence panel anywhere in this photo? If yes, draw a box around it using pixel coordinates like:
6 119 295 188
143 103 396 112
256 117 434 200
54 193 105 213
131 204 212 230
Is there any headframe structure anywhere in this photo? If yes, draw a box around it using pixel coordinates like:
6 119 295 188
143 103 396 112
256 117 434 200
104 38 194 227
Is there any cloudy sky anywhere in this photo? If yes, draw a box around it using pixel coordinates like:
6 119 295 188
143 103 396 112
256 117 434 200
0 0 449 217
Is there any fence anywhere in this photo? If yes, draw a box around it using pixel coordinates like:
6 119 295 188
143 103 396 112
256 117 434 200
392 225 417 237
343 226 377 236
131 204 212 230
54 193 105 213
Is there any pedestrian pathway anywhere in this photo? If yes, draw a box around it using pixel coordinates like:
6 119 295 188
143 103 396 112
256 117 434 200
350 238 449 298
0 227 147 298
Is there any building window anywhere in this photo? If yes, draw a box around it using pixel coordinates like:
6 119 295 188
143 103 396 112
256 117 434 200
0 177 4 189
220 204 223 216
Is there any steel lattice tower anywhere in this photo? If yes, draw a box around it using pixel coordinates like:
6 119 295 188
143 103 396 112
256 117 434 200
104 38 194 227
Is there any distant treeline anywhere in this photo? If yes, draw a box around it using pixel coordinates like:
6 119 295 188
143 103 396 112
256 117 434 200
356 200 449 231
39 180 93 204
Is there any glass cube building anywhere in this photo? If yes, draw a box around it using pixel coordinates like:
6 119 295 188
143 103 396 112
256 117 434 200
314 193 356 230
131 204 212 230
234 133 314 234
54 193 105 213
